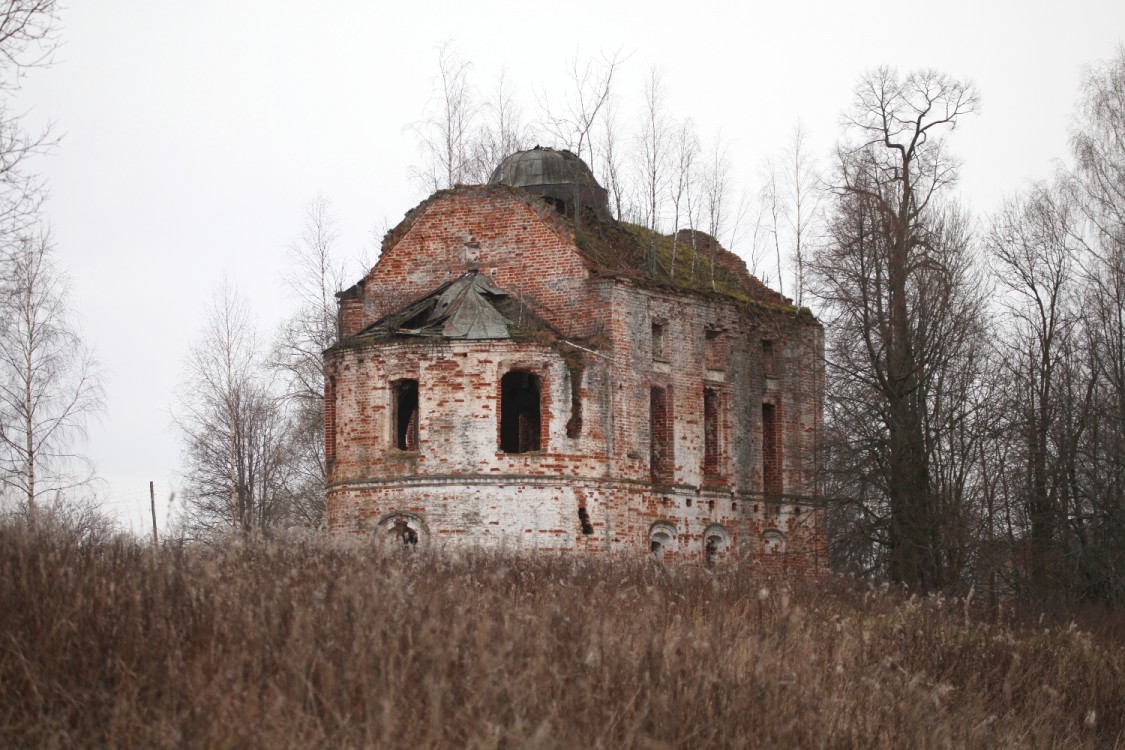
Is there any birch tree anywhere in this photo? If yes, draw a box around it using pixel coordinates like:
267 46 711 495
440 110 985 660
636 66 670 232
272 196 345 528
0 0 57 242
539 48 623 166
176 283 292 536
0 231 102 527
466 68 533 183
410 41 476 193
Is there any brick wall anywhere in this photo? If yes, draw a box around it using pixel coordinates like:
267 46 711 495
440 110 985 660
327 185 826 570
341 187 605 341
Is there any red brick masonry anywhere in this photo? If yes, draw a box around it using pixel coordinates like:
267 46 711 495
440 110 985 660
326 186 826 570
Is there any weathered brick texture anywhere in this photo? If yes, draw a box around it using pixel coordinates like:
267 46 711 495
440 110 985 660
326 184 826 571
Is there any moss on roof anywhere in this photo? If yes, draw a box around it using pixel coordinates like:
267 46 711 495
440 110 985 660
571 209 810 318
375 184 815 323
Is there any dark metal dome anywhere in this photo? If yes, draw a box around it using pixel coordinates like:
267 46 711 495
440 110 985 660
489 146 608 217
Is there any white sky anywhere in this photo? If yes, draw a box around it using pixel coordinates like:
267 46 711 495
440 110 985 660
14 0 1124 532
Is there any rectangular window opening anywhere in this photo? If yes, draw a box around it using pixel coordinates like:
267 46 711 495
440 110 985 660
393 379 419 451
704 387 721 477
500 370 542 453
762 339 776 377
652 322 666 361
704 329 725 370
650 386 674 483
762 402 782 498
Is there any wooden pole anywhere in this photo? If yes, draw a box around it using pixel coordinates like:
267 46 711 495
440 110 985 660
149 481 158 547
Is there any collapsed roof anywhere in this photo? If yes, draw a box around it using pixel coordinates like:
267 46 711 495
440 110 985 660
359 271 554 341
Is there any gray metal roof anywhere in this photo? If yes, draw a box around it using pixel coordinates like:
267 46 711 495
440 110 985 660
489 147 600 188
488 147 609 215
365 272 514 340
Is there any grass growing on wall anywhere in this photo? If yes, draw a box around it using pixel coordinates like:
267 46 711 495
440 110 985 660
1 520 1122 748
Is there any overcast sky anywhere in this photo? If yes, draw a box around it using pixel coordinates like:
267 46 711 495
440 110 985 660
15 0 1124 532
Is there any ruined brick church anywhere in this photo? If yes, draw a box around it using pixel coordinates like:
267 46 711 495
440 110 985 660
325 147 825 569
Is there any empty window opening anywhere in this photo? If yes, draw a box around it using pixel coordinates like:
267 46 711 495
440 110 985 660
500 370 542 453
762 402 782 498
703 387 721 476
577 507 594 535
704 329 725 370
652 322 667 361
762 340 776 377
393 379 419 451
650 386 674 483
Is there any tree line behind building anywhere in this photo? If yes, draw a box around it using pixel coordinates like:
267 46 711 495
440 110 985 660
1 14 1122 607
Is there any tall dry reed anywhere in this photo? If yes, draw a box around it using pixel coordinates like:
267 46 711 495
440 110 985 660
1 521 1121 748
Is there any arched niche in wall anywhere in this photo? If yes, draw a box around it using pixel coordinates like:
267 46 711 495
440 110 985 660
761 529 787 554
703 524 730 566
649 521 678 560
374 512 429 549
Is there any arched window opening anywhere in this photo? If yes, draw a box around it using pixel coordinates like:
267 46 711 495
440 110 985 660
649 523 677 560
500 370 541 453
375 513 427 549
704 524 730 567
393 379 419 451
391 516 418 546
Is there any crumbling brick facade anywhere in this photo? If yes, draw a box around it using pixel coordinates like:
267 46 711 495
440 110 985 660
326 149 826 570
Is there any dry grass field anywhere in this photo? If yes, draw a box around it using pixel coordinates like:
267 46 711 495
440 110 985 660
1 521 1122 748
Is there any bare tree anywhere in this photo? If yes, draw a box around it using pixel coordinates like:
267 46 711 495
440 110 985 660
812 68 980 590
782 125 822 306
466 67 534 183
0 1 58 243
0 231 102 527
272 196 345 528
700 131 734 288
667 117 698 281
636 66 670 233
599 92 630 221
410 41 476 193
539 48 623 166
1065 46 1125 603
986 183 1082 597
175 282 292 536
758 156 786 295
